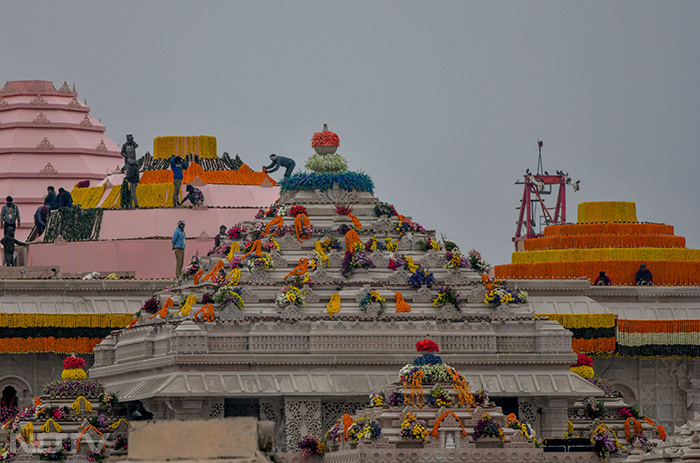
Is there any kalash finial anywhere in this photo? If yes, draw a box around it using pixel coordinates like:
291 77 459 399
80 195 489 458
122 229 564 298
311 124 340 155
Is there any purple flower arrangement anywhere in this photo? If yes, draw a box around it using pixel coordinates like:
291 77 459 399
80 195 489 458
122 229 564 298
412 354 442 366
341 250 375 277
42 379 104 398
591 432 619 461
474 387 489 406
432 287 462 310
140 296 160 314
298 435 326 457
113 435 128 451
407 267 435 288
0 405 19 424
40 447 64 461
388 255 407 270
586 378 621 397
473 414 504 441
373 202 398 218
89 413 111 432
85 450 104 463
324 419 342 443
388 391 405 407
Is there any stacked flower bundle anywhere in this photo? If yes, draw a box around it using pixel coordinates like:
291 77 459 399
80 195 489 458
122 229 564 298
62 356 87 380
346 415 382 443
400 412 429 443
570 353 595 379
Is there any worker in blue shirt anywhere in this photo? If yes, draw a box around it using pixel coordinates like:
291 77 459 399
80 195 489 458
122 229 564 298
170 155 189 207
263 154 295 178
172 220 186 277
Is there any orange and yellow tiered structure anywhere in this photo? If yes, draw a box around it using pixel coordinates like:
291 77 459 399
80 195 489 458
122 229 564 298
496 201 700 286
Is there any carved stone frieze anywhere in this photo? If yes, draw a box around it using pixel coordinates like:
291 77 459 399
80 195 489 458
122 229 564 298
412 286 435 303
218 305 244 322
80 114 93 127
363 302 383 319
28 80 46 94
301 285 319 303
270 249 286 268
37 137 55 151
239 286 259 303
370 250 388 268
398 234 415 251
374 217 394 234
444 269 467 286
280 304 301 321
279 234 302 250
30 95 48 106
1 82 15 94
310 267 332 284
0 98 8 108
313 186 359 204
388 268 411 285
96 140 108 153
420 250 444 268
465 286 487 304
437 304 460 321
69 97 82 108
491 304 512 320
32 112 50 125
39 162 58 177
58 81 72 94
328 250 343 267
248 269 272 285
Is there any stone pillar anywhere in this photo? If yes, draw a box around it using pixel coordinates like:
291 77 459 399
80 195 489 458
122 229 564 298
284 397 322 452
261 397 286 452
537 398 570 438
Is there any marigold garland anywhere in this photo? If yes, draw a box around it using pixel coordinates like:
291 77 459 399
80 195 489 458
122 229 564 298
511 247 700 264
590 423 625 449
294 213 311 242
403 369 425 408
430 410 468 438
525 234 686 251
72 396 93 414
395 292 411 313
76 424 105 452
150 298 173 319
201 260 225 283
194 303 215 322
175 295 197 317
71 185 106 209
40 419 62 433
0 337 107 354
447 366 473 408
544 222 674 237
153 135 217 160
495 260 700 286
642 417 666 440
0 313 133 328
99 185 122 208
326 293 341 319
139 164 276 186
624 417 644 442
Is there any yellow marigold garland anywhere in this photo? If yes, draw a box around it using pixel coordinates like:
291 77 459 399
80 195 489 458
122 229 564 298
326 293 341 319
536 313 616 329
72 396 93 414
71 185 106 209
99 185 122 209
41 419 62 433
591 423 625 449
0 313 133 328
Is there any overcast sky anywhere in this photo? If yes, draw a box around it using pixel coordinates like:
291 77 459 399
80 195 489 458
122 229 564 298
2 1 699 266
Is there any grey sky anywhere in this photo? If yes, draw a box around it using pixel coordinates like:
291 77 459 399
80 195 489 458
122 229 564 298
2 1 699 267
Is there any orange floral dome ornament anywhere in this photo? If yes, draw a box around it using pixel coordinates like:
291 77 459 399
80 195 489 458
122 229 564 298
311 124 340 155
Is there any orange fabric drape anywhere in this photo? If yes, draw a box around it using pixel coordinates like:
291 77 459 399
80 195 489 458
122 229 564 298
345 229 362 251
149 298 173 319
481 274 494 291
395 292 411 313
397 214 413 225
430 410 468 438
201 260 224 283
243 240 263 258
264 216 284 237
624 417 644 442
193 269 204 285
284 258 308 280
126 317 138 329
347 213 362 230
294 214 311 243
194 303 215 322
342 414 354 441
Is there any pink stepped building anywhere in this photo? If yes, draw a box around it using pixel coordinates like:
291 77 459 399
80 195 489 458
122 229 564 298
0 80 279 277
0 80 123 239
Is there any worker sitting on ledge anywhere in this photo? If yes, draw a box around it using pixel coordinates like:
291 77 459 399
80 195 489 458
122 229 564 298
635 264 653 286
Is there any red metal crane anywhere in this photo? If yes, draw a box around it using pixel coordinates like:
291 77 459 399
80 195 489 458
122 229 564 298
512 140 579 250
